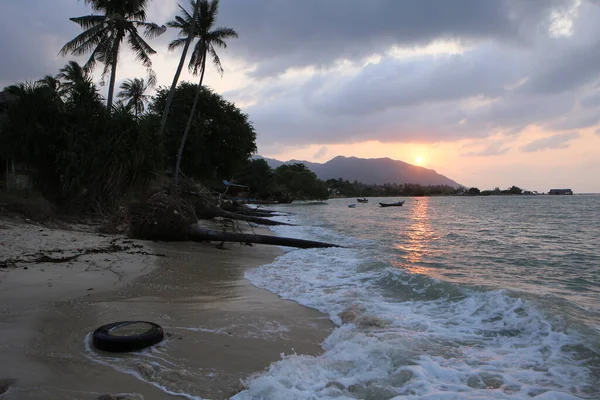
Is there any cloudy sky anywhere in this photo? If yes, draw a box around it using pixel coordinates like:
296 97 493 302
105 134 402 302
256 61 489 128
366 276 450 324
2 0 600 192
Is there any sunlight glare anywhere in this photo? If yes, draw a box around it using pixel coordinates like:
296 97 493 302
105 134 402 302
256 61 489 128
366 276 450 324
415 156 424 165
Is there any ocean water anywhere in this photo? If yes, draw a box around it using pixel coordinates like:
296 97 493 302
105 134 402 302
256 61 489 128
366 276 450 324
235 195 600 399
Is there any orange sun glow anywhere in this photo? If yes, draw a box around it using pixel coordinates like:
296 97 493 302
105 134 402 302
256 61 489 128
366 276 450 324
415 156 424 165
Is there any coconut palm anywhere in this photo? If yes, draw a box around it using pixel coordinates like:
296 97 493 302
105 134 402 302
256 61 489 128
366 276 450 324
56 60 103 106
59 0 166 110
168 0 238 184
117 78 149 116
57 60 91 90
157 1 200 138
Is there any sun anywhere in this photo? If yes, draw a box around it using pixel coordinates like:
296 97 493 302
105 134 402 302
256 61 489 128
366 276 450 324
415 156 424 166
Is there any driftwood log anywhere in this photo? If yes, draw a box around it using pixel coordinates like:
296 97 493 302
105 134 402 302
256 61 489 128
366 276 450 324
189 224 342 249
195 207 294 226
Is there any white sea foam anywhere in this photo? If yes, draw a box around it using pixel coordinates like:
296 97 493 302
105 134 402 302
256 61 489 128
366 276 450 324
83 333 207 400
235 214 598 399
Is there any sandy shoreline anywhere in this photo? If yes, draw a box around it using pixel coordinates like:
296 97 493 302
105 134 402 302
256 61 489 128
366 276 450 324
0 217 332 399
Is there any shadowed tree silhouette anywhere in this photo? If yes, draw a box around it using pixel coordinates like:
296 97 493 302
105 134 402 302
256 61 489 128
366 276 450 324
59 0 166 110
168 0 238 184
57 60 91 90
117 78 149 116
36 75 65 100
157 0 200 139
56 61 102 106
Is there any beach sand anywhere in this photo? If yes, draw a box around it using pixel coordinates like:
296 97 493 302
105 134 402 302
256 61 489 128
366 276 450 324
0 217 332 399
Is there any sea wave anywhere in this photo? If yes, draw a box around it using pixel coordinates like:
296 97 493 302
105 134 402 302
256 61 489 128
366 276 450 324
237 210 599 399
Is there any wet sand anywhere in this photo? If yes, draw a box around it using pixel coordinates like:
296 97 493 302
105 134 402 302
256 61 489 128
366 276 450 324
0 218 332 399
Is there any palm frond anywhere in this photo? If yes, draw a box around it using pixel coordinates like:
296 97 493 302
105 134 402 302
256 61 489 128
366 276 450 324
168 37 187 52
126 30 156 68
188 41 206 75
59 23 107 56
211 27 238 41
69 15 106 30
146 69 157 87
208 45 223 75
134 21 167 39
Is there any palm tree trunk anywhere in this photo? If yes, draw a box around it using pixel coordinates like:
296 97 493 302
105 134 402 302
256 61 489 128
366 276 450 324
106 40 121 110
158 3 200 137
174 47 207 185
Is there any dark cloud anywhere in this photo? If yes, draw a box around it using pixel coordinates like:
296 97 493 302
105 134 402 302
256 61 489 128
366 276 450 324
0 0 172 89
520 132 580 152
225 1 600 149
0 1 93 88
2 0 597 155
218 0 573 77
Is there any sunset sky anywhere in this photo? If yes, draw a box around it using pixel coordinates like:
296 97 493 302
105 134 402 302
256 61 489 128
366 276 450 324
2 0 600 192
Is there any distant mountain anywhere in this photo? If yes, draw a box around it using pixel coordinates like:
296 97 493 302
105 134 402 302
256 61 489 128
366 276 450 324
254 155 462 187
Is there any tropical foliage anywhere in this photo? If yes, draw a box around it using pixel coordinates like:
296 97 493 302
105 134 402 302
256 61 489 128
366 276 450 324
60 0 166 109
325 179 461 197
118 78 150 116
1 64 162 211
0 0 259 213
149 82 256 181
168 0 238 184
1 64 255 211
236 161 330 202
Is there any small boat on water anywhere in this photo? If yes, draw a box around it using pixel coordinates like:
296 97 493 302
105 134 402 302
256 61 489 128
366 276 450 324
348 204 357 208
357 198 368 203
379 201 405 207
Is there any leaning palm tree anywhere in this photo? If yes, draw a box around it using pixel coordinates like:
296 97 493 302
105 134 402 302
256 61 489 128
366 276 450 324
157 0 200 138
117 78 149 116
168 0 238 184
59 0 166 110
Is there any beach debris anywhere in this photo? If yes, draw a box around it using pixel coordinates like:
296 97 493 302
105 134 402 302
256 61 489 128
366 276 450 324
128 189 196 241
92 321 164 353
189 224 342 249
0 238 163 268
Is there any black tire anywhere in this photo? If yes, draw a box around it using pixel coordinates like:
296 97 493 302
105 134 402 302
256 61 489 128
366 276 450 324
92 321 164 353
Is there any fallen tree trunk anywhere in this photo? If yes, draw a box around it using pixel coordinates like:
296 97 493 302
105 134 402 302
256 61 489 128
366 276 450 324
189 224 342 249
195 207 294 226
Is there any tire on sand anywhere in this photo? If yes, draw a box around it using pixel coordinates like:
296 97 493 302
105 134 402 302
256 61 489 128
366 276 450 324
92 321 164 353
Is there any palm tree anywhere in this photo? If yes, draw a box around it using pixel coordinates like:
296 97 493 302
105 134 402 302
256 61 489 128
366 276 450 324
59 0 166 110
57 60 92 91
117 78 149 116
168 0 238 184
157 1 200 138
56 60 103 106
37 75 65 101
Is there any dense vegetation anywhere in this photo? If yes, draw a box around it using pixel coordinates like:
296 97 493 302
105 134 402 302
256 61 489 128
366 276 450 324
0 62 258 211
325 178 460 197
0 0 258 213
149 83 256 181
1 73 162 211
236 160 459 200
236 160 329 202
465 186 534 196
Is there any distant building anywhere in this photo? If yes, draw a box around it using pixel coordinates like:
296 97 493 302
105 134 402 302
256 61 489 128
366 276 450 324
548 189 573 195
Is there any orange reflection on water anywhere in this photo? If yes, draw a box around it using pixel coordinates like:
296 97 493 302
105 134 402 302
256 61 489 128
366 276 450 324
395 198 435 275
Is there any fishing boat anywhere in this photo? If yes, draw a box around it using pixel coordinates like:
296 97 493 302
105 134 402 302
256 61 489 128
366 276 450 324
379 200 405 207
348 204 357 208
357 198 368 203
